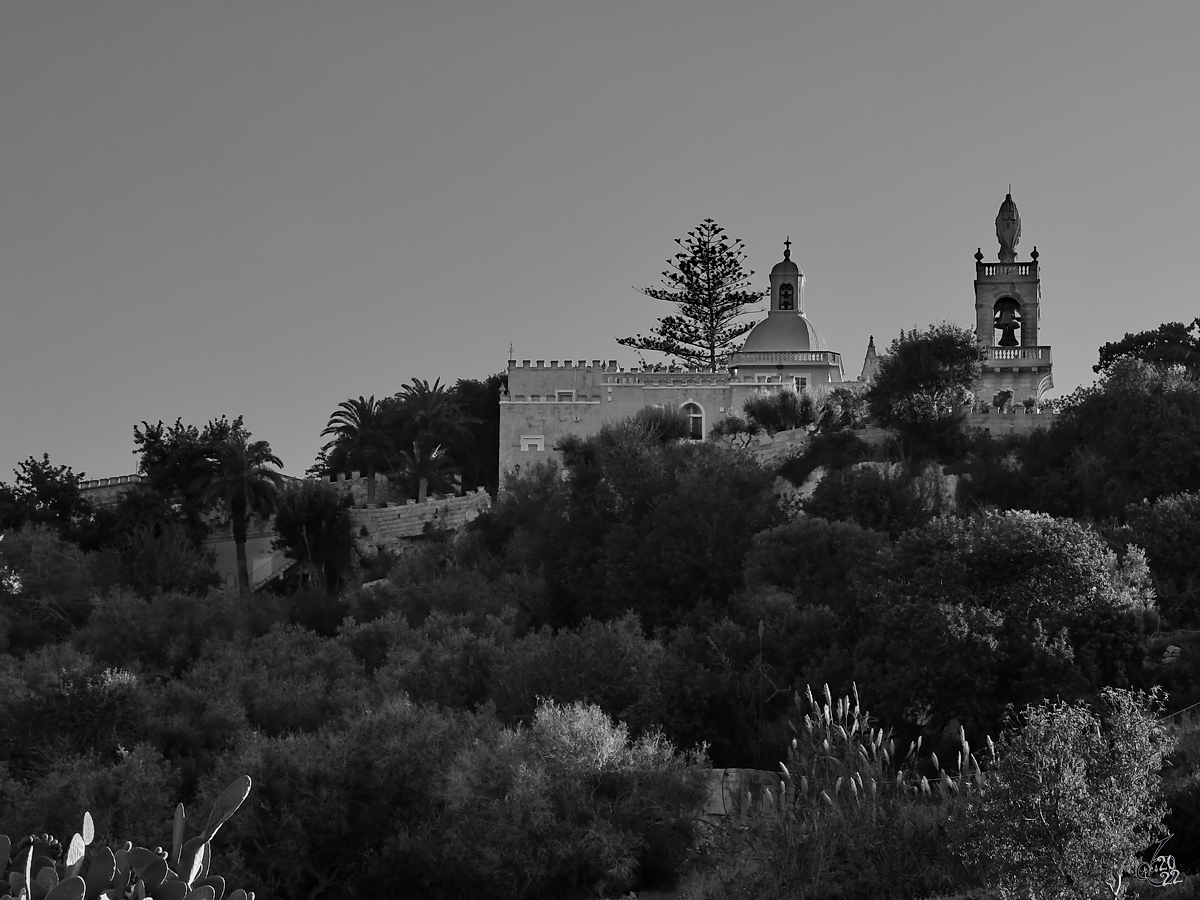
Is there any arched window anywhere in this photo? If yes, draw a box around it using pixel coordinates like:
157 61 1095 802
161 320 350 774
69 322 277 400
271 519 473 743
779 282 795 310
993 297 1022 347
682 402 704 440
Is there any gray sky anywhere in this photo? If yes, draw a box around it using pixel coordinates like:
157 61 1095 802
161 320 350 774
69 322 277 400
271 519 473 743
2 1 1197 479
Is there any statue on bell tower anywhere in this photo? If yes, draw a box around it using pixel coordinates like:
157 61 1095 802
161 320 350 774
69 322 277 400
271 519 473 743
996 191 1021 263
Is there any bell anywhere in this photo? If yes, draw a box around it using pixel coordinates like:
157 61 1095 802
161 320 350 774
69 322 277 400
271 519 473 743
994 306 1020 347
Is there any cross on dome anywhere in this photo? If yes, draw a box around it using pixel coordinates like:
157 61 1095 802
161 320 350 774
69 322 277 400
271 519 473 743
783 237 792 258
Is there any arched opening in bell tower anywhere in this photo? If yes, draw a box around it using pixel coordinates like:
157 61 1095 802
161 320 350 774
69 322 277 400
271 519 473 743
779 282 795 310
993 297 1023 347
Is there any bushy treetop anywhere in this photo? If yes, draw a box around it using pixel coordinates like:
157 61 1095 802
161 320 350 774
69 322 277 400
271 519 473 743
878 510 1153 619
865 322 985 435
1095 317 1200 376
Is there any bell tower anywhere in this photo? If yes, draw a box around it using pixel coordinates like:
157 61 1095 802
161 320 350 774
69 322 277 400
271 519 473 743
769 237 803 312
973 192 1053 404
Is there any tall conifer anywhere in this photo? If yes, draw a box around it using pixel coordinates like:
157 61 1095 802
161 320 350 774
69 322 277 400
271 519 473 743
618 219 765 372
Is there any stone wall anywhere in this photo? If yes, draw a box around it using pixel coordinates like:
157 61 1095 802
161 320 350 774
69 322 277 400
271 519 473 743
965 409 1058 437
349 489 492 547
746 413 1055 467
747 424 894 465
79 474 151 508
703 768 788 819
501 359 739 486
316 471 406 506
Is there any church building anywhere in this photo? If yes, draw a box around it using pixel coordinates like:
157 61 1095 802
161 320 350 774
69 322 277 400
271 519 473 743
498 239 847 481
497 193 1055 484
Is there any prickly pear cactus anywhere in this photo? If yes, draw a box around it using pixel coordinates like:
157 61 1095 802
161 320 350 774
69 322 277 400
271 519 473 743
0 776 254 900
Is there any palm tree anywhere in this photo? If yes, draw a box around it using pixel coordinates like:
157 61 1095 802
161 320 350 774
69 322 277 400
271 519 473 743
321 395 394 505
199 429 285 595
395 440 458 503
392 379 477 502
397 376 476 446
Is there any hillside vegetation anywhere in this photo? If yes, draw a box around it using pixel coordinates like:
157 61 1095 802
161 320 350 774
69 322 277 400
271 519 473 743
3 325 1200 899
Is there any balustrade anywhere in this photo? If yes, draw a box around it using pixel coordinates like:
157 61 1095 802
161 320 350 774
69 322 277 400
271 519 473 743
986 347 1048 361
980 262 1033 277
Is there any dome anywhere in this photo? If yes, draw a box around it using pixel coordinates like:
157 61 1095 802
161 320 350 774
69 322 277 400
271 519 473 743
740 311 828 353
771 238 800 276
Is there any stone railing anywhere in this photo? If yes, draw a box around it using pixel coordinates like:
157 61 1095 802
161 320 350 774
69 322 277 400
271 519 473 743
985 346 1050 361
602 373 729 385
729 350 842 367
979 262 1035 277
78 474 152 509
79 474 148 490
509 359 618 370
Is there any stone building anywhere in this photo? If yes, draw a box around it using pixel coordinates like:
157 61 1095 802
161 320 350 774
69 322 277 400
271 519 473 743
972 192 1054 404
498 240 849 483
848 192 1055 407
498 193 1058 484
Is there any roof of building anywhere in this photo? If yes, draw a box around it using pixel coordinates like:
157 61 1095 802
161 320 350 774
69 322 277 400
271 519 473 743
740 311 829 353
770 238 800 276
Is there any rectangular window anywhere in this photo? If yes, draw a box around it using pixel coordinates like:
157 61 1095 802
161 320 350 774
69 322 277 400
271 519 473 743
556 390 575 402
520 435 546 452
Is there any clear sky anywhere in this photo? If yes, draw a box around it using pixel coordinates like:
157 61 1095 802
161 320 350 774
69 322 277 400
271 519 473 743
2 1 1197 479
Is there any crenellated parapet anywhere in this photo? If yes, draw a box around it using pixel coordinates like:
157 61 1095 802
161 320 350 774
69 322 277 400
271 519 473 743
79 473 151 508
349 488 492 545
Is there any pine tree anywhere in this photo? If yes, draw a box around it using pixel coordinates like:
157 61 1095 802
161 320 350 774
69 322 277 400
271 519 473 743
618 219 765 372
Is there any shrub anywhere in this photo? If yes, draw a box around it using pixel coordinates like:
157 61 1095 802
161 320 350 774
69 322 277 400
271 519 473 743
864 322 983 449
957 689 1173 900
816 386 870 431
804 461 954 539
742 389 812 435
200 697 497 900
75 588 243 675
489 614 664 728
853 511 1155 737
698 686 1175 900
180 625 372 736
1119 492 1200 627
373 611 511 710
708 414 761 448
630 405 693 442
1030 360 1200 519
649 603 846 770
276 583 348 636
117 520 221 598
775 429 876 488
437 700 709 898
741 386 867 436
694 684 977 900
743 517 887 616
342 538 539 628
0 524 97 650
1 666 149 782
